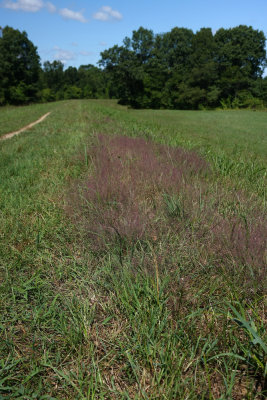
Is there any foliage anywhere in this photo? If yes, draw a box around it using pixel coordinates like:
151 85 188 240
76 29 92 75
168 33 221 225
42 60 64 92
0 26 109 106
1 24 267 108
0 26 40 104
99 25 267 109
39 62 108 102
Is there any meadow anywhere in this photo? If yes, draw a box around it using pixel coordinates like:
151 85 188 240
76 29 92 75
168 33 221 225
0 102 60 137
0 100 266 399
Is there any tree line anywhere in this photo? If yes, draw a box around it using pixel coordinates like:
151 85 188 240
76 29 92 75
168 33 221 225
0 26 108 105
1 25 267 109
99 26 267 109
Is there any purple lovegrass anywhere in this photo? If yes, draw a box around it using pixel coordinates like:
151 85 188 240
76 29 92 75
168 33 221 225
82 134 209 248
211 214 267 271
68 133 266 292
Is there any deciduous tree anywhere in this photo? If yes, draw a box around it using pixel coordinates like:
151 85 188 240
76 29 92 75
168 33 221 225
0 26 40 104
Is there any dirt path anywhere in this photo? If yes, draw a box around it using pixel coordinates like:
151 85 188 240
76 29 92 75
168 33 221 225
0 112 51 141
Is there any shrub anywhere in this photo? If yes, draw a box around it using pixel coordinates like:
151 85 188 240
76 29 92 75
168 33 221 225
40 88 55 102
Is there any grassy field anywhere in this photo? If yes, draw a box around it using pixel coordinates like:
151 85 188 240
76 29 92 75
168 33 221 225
97 102 267 199
0 102 61 137
0 100 266 399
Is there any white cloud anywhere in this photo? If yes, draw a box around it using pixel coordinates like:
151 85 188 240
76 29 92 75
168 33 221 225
3 0 44 12
46 1 55 13
93 5 122 21
2 1 87 24
59 8 87 23
48 47 94 65
53 47 75 64
99 41 107 46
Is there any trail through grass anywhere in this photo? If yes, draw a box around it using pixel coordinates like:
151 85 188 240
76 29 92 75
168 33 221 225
0 100 266 399
0 102 62 137
0 112 51 141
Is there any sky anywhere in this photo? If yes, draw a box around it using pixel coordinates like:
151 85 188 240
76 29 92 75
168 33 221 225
1 0 267 69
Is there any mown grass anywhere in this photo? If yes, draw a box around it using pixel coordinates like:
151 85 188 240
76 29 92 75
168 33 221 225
0 100 266 399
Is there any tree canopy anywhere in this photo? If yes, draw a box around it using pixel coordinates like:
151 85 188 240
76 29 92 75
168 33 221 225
0 26 40 104
99 25 267 109
0 24 267 109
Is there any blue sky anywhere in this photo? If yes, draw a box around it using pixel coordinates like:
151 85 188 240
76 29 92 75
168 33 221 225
1 0 267 69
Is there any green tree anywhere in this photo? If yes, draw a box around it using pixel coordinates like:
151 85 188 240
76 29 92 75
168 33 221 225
188 28 220 107
215 25 266 101
100 28 156 107
78 64 106 98
154 27 194 69
42 60 64 92
99 45 144 106
64 66 78 86
40 88 55 102
64 86 82 100
0 26 40 104
129 27 154 63
100 25 266 110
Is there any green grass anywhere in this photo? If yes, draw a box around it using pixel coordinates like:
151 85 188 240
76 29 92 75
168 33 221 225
0 101 62 137
101 101 267 159
93 102 267 198
134 108 267 198
134 109 267 159
0 100 266 399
